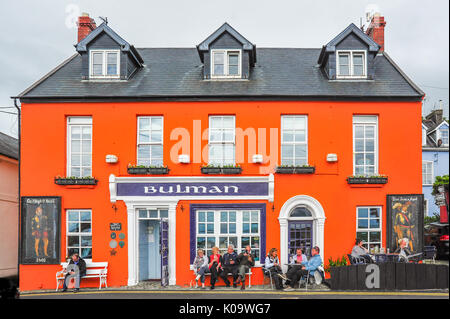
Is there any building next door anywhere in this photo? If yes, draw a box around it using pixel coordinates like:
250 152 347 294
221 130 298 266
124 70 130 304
288 221 313 259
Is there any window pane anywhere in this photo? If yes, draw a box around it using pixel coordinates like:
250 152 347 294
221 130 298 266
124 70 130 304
71 154 80 166
369 208 380 218
220 212 227 222
81 248 92 259
214 52 224 64
151 145 163 158
354 65 363 76
369 231 381 243
355 153 364 165
80 223 91 233
151 131 162 143
294 131 306 142
370 219 380 229
282 131 294 142
198 223 205 234
281 145 294 159
160 210 168 218
139 131 150 143
71 127 81 139
353 54 363 65
93 53 103 64
251 223 258 233
68 236 79 246
138 145 150 160
229 212 236 222
294 145 307 158
82 140 91 153
243 223 250 233
151 117 163 130
207 237 215 248
229 65 238 75
358 208 369 218
139 118 150 130
207 212 214 222
81 236 92 246
222 117 234 128
365 139 375 152
107 64 117 76
71 167 81 177
358 219 368 229
356 232 368 242
68 222 79 233
198 211 205 222
139 210 147 218
206 223 214 234
229 223 236 234
82 154 91 166
214 64 224 75
197 237 206 248
355 139 364 152
220 223 228 234
80 211 91 221
243 211 249 222
355 126 364 138
210 117 222 129
228 54 239 65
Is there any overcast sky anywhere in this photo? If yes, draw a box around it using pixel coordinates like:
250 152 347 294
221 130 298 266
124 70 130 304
0 0 448 138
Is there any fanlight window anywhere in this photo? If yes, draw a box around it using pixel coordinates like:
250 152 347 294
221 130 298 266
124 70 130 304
289 207 312 217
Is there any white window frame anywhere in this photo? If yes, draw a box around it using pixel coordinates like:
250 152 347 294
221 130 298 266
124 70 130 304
438 127 449 146
66 209 93 262
356 206 382 250
67 116 92 177
210 49 242 79
195 209 261 264
422 126 427 146
208 115 236 166
422 160 434 186
89 49 120 79
280 115 308 166
136 116 164 166
353 115 379 176
336 50 367 79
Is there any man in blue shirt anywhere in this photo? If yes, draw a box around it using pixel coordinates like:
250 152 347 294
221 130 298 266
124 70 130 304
284 246 322 291
219 245 239 288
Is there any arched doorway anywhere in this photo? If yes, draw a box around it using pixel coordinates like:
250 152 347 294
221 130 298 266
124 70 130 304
278 195 326 272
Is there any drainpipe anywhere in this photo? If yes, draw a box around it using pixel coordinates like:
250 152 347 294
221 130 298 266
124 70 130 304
13 98 21 290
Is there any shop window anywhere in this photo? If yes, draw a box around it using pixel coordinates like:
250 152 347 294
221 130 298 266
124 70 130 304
356 207 382 250
422 161 433 185
66 209 92 260
67 117 92 177
196 209 260 261
137 116 163 166
353 115 378 176
281 115 308 166
208 116 235 166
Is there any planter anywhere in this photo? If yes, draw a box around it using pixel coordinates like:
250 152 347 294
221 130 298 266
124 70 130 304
127 167 169 175
55 178 98 185
275 166 315 174
221 167 243 175
201 167 242 174
347 177 388 184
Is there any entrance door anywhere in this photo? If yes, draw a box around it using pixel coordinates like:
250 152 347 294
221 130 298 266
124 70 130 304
288 221 313 259
138 220 161 281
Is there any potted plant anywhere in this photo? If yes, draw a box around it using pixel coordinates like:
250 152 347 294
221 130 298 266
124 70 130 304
54 175 98 185
221 164 242 174
127 164 169 175
324 255 348 290
201 164 222 174
275 164 315 174
347 174 388 184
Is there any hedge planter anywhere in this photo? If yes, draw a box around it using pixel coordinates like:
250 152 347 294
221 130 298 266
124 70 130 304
347 177 388 184
127 167 169 175
55 178 98 185
275 166 315 174
201 167 242 174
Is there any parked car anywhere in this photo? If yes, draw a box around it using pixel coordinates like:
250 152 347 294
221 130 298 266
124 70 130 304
424 222 449 259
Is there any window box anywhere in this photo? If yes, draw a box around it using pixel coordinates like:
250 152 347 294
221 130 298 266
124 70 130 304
275 166 315 174
347 176 388 184
200 166 242 175
55 177 98 185
127 166 169 175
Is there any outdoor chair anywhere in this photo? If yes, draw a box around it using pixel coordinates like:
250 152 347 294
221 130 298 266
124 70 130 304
397 252 423 263
299 266 325 291
422 246 437 263
261 266 274 290
347 254 366 265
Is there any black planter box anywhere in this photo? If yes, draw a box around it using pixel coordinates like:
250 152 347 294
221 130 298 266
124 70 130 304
127 167 169 175
55 178 98 185
201 167 242 174
347 177 388 184
221 167 243 174
275 166 315 174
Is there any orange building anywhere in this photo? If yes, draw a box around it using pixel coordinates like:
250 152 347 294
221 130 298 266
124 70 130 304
15 13 424 291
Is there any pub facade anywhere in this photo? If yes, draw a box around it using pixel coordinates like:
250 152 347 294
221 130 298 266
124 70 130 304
16 13 425 290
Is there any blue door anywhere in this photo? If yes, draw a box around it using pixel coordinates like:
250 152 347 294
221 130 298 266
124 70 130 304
138 220 161 281
160 219 169 287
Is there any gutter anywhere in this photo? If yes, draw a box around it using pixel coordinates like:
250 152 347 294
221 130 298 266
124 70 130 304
13 98 20 290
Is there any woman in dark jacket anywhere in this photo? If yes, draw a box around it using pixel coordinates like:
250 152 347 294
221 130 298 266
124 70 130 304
62 253 86 292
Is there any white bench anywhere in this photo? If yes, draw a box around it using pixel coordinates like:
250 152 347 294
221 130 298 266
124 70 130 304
56 261 108 291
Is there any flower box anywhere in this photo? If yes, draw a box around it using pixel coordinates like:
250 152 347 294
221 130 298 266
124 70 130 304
201 167 222 174
275 166 315 174
200 167 242 174
54 177 98 185
221 167 243 175
127 167 169 175
347 177 388 184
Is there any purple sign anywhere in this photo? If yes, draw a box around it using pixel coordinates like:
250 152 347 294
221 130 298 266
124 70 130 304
117 182 268 197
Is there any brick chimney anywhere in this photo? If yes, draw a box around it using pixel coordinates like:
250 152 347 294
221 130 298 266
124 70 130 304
77 13 97 43
366 13 386 52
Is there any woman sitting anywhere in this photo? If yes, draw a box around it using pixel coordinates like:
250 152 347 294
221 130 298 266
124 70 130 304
351 239 373 263
394 238 412 262
193 248 209 289
208 246 223 290
264 248 286 290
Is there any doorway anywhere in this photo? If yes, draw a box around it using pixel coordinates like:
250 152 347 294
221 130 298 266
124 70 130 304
138 219 161 281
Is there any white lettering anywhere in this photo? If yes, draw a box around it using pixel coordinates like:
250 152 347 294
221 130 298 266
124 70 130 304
144 186 157 194
209 186 222 193
224 186 239 193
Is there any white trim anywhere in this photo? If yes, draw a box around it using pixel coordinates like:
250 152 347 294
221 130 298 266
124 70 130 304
67 116 92 177
352 115 379 176
356 206 382 249
208 115 236 165
280 115 308 166
89 49 120 79
66 209 93 262
278 195 326 273
136 116 164 166
336 50 368 79
210 49 242 79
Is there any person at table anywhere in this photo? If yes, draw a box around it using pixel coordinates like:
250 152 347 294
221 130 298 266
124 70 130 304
394 238 412 262
193 248 209 289
264 248 285 290
284 248 308 288
351 239 373 263
235 245 255 290
208 246 223 290
284 246 323 291
219 245 239 288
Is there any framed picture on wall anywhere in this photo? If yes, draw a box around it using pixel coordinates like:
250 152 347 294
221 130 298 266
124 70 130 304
386 194 424 254
20 196 61 264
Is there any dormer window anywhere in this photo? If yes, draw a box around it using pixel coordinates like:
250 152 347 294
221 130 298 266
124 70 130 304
89 50 120 79
211 49 241 78
336 51 366 79
438 128 449 146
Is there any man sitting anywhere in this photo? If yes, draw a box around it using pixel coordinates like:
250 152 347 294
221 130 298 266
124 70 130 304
62 253 86 293
394 238 412 262
220 245 239 288
235 245 255 290
351 239 373 263
284 248 308 288
284 246 322 291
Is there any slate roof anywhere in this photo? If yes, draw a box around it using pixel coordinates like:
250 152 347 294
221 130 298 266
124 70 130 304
0 132 18 160
17 48 424 100
423 118 449 149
